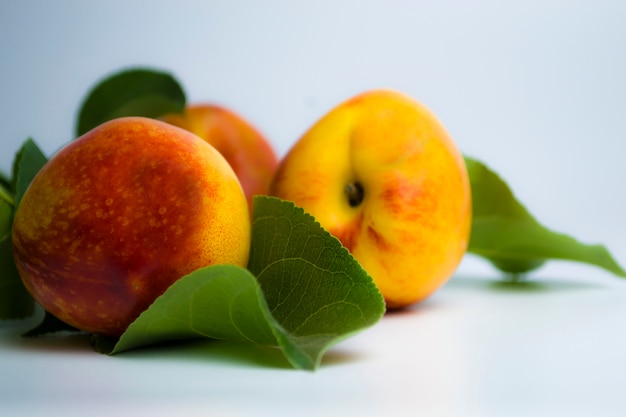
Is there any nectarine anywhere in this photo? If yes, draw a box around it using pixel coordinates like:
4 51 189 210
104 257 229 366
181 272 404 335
270 90 471 309
12 117 251 337
160 104 278 212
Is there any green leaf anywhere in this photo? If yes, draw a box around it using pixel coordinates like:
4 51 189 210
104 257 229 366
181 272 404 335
465 156 626 278
12 138 48 208
93 196 384 370
0 170 10 193
0 233 34 319
75 67 186 137
0 190 12 237
0 139 47 320
248 196 386 367
0 169 14 238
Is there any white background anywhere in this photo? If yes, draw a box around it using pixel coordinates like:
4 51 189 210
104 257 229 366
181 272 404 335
1 1 626 416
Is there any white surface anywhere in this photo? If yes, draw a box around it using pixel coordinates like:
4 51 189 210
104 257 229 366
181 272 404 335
3 272 626 417
1 1 625 416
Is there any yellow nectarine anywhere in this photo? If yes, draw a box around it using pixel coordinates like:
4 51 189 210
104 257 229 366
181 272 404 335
270 90 471 309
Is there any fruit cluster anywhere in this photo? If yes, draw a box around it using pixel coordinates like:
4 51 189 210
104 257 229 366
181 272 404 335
11 84 471 337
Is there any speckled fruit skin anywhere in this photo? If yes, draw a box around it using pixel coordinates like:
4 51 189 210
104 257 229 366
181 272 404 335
160 104 278 213
270 90 471 309
12 117 251 337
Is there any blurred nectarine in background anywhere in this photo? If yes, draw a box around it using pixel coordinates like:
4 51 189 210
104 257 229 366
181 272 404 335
160 104 278 212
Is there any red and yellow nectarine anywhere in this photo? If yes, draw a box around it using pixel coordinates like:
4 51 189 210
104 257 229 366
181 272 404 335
12 117 251 337
160 104 278 212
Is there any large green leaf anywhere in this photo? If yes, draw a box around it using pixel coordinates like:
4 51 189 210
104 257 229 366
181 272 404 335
75 67 186 136
248 196 385 364
89 197 384 370
465 156 626 278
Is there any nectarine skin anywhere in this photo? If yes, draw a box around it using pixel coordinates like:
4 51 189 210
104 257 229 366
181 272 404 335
160 104 278 213
12 117 251 337
270 90 471 309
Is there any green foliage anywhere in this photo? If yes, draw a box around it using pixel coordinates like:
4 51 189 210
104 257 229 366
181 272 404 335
0 234 34 319
12 138 48 208
249 196 385 368
0 186 12 237
0 175 12 206
0 139 48 319
75 67 186 136
465 157 626 278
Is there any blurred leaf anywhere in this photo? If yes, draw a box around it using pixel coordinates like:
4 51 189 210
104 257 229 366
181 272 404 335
0 189 12 237
75 67 186 136
0 233 34 319
0 139 47 320
466 156 626 278
0 170 10 193
12 138 48 208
